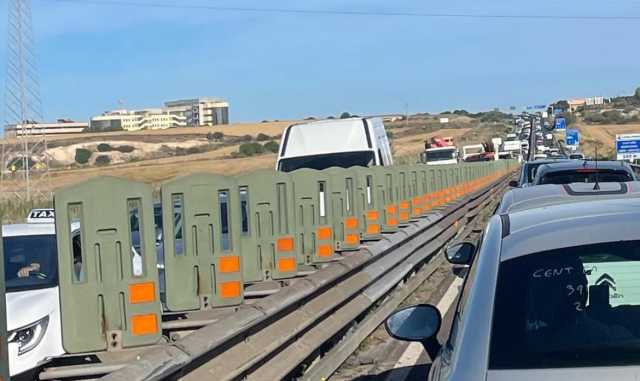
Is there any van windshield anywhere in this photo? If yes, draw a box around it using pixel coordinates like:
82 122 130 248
278 151 375 172
4 235 58 292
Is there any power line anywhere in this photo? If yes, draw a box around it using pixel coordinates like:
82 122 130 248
39 0 640 21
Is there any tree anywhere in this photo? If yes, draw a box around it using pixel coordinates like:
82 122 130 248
95 155 111 166
635 87 640 100
75 148 92 164
97 143 113 152
239 142 265 156
340 112 352 119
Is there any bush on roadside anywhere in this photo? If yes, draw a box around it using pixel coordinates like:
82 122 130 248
75 148 92 164
95 155 111 166
263 141 279 153
256 133 271 141
239 142 265 156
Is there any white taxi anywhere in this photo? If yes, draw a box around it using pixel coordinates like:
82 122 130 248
3 209 64 378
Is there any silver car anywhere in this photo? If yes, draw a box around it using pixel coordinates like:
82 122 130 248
386 181 640 380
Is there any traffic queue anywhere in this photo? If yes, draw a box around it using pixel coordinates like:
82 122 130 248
385 122 640 380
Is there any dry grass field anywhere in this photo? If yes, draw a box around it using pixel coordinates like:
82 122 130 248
574 123 640 158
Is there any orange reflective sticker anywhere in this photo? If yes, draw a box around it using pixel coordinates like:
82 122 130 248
131 314 158 336
399 211 409 221
128 282 156 304
366 224 380 235
317 227 332 241
277 237 294 252
345 217 358 230
366 210 379 221
413 208 422 216
219 256 240 273
345 234 359 245
278 257 296 272
386 205 397 214
387 218 398 226
220 281 241 298
400 201 410 209
318 244 333 257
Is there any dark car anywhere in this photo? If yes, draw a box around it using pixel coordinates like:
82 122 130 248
513 159 569 187
532 160 636 185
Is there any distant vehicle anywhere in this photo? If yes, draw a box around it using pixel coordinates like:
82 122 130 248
421 146 458 165
533 153 548 160
462 144 486 161
545 133 553 140
425 136 454 149
385 182 640 381
569 153 585 160
533 161 637 185
276 117 393 172
3 212 64 378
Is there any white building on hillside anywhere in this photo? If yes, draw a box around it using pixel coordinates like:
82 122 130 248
89 109 187 132
4 120 87 137
164 98 229 126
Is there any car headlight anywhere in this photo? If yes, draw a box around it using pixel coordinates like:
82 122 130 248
7 316 49 355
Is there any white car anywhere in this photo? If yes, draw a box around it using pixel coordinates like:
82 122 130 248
3 212 64 378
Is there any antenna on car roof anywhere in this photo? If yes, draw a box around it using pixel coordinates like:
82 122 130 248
593 145 600 191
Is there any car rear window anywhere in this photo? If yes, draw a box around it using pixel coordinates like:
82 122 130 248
490 241 640 369
539 169 633 185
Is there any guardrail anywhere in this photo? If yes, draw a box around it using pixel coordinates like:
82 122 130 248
28 160 517 380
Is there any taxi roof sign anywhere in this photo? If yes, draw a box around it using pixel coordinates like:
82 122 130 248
27 208 55 224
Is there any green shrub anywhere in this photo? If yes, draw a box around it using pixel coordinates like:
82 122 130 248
97 143 114 152
239 142 265 156
95 155 111 166
256 133 271 141
116 145 135 153
340 112 352 119
263 141 279 153
207 131 224 141
75 148 92 164
239 134 253 142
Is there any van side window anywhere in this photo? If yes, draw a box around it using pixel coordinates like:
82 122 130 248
69 204 85 283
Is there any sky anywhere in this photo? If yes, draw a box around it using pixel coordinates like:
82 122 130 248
1 0 640 123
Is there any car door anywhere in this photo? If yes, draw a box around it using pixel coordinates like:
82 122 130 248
430 237 482 381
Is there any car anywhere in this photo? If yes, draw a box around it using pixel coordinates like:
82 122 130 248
3 212 64 378
385 182 640 381
569 153 585 160
532 160 636 185
511 159 569 188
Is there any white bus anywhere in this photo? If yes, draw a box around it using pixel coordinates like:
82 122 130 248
276 118 393 172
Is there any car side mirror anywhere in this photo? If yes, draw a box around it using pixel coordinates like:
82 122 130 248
385 304 443 359
508 180 519 187
445 242 475 265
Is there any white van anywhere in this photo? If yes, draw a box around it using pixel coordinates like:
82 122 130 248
3 210 64 378
276 117 393 172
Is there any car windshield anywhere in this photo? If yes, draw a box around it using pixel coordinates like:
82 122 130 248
490 241 640 369
426 149 455 161
539 169 633 184
278 151 375 172
4 235 58 292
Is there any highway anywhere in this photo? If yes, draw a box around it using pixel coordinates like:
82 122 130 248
5 112 632 381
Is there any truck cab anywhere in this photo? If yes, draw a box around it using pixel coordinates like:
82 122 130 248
3 209 64 378
276 117 393 172
421 146 458 165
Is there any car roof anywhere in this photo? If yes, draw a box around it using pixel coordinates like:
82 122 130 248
536 160 632 172
2 223 56 237
499 181 640 214
501 196 640 261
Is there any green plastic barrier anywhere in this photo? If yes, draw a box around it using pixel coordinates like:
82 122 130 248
352 167 383 241
370 166 399 233
325 167 361 251
0 225 8 381
236 170 298 282
54 177 162 353
160 174 243 312
290 168 338 263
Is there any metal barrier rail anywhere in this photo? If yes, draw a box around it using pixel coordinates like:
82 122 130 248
83 169 515 381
